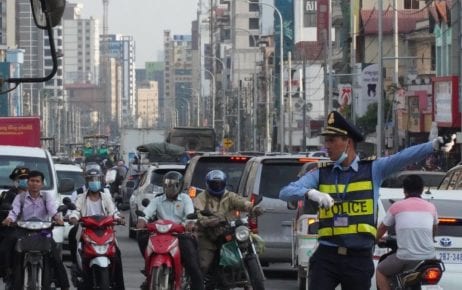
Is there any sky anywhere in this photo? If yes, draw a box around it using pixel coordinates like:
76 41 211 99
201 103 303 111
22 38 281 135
74 0 199 68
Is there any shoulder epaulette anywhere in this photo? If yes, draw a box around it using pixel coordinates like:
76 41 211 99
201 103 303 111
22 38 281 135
317 161 334 168
361 155 377 161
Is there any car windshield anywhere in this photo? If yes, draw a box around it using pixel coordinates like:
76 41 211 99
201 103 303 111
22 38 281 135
381 198 462 237
0 156 54 190
190 159 248 191
259 162 303 199
57 170 85 195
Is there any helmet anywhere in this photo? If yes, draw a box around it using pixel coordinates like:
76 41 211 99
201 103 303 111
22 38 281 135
206 170 227 197
163 171 184 199
85 167 103 182
85 167 103 192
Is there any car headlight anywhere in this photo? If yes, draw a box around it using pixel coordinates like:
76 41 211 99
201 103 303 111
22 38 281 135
155 223 172 234
235 225 250 242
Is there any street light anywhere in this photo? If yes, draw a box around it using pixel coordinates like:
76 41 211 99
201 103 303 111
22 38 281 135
239 0 284 152
203 68 216 129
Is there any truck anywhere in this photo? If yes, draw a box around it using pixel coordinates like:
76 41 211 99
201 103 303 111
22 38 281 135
119 128 165 164
0 117 41 147
165 127 216 152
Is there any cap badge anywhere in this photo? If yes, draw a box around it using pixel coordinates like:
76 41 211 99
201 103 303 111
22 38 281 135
327 113 335 125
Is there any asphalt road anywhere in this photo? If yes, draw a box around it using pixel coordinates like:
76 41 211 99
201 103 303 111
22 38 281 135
0 210 299 289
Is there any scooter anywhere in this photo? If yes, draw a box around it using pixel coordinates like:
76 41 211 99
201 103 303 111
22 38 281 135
136 210 186 290
71 215 122 290
12 201 73 290
378 236 445 290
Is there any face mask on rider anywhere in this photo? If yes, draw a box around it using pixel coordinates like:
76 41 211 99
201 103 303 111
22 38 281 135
18 178 28 189
88 181 101 192
335 140 349 166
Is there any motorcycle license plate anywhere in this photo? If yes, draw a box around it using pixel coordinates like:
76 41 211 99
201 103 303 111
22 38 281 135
421 286 443 290
436 249 462 264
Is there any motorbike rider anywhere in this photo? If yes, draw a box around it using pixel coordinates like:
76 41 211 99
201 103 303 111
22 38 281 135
68 167 125 289
136 171 204 290
0 167 29 278
193 169 264 276
375 174 438 290
1 170 69 290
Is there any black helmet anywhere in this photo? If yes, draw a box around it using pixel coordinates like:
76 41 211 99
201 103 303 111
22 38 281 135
206 170 227 197
163 171 184 199
85 167 103 181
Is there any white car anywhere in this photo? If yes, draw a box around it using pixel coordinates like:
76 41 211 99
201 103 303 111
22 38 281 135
128 164 185 238
372 187 462 289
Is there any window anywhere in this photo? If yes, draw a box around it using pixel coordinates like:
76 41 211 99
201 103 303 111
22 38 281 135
249 18 259 30
304 1 317 27
249 0 259 12
249 35 259 47
404 0 419 9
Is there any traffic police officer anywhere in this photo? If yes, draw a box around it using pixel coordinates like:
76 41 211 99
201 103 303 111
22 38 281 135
279 110 455 290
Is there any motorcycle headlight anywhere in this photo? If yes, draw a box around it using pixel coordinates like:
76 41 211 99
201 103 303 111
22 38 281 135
155 223 172 234
91 243 110 255
18 221 53 230
235 225 250 242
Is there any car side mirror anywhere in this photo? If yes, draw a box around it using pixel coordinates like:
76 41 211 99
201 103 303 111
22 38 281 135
287 200 297 210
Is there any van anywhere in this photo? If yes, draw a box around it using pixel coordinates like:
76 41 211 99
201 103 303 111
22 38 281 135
236 155 326 266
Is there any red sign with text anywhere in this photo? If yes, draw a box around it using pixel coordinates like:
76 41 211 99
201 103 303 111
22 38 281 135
0 117 41 147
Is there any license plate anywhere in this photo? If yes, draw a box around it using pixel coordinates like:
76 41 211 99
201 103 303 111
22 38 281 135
436 249 462 264
421 285 443 290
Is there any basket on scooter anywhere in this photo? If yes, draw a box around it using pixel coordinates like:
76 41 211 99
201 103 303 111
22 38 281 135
15 234 52 253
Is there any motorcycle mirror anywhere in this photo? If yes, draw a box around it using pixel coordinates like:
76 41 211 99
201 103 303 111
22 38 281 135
141 198 150 207
200 209 213 217
135 210 145 217
186 213 197 219
30 0 66 29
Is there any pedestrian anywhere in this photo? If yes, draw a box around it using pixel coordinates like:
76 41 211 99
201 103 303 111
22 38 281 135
279 110 455 290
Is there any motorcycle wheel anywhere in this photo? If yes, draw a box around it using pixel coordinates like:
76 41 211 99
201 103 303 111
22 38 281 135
149 266 172 290
25 263 38 290
245 254 265 290
92 265 110 290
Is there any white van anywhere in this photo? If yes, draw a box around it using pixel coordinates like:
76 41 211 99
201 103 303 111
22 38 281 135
0 145 67 248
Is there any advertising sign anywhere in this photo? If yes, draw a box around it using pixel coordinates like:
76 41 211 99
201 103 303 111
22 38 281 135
356 63 379 117
432 76 460 127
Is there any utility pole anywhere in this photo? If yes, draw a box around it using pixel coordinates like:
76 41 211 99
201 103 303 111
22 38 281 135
377 0 384 157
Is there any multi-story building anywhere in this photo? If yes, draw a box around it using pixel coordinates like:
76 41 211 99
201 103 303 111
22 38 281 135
136 81 158 128
62 3 100 85
163 30 193 128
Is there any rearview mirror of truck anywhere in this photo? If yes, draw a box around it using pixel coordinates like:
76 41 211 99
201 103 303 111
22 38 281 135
3 0 65 88
30 0 66 29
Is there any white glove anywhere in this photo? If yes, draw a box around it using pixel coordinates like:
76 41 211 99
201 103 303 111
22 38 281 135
306 189 334 209
432 134 456 153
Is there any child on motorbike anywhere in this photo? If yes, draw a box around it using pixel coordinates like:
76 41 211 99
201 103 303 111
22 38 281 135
193 170 264 278
68 167 125 290
136 170 204 290
375 174 439 290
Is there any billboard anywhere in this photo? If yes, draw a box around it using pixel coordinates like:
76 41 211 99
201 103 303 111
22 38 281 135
355 63 379 117
432 76 460 127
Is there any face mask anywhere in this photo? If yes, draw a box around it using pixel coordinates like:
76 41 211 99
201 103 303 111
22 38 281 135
88 181 101 192
18 178 28 189
335 143 349 166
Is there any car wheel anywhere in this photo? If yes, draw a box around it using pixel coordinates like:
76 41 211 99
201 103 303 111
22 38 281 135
129 212 136 239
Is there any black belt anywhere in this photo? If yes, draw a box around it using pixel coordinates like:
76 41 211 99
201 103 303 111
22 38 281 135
317 244 372 257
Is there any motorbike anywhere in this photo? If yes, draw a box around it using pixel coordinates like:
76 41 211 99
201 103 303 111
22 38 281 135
136 209 189 290
71 215 123 290
200 210 265 290
10 201 73 290
377 236 445 290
